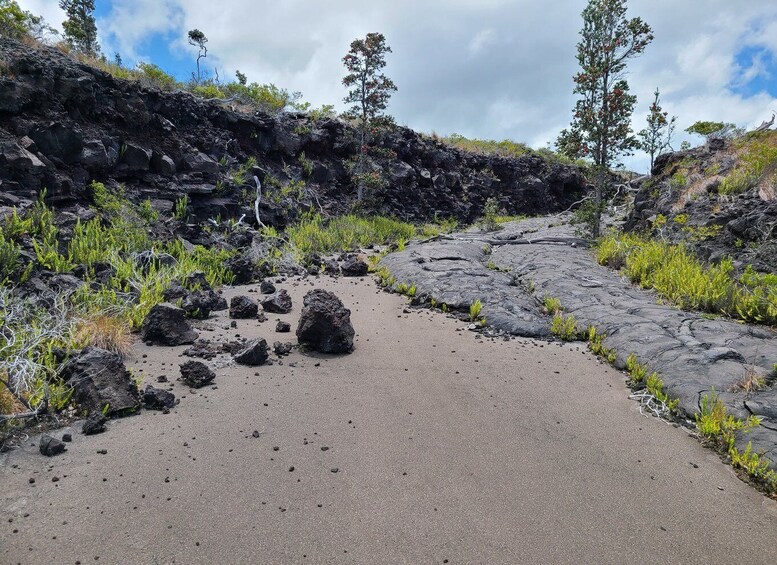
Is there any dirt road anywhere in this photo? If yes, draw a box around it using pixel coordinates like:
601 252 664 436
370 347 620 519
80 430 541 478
2 276 777 564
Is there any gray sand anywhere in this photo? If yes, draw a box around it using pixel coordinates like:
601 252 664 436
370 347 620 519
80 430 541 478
2 276 777 564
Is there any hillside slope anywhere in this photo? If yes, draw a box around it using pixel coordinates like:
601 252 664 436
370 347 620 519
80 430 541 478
0 37 585 226
625 136 777 272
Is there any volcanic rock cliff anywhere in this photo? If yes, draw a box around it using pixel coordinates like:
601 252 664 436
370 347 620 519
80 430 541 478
0 37 586 226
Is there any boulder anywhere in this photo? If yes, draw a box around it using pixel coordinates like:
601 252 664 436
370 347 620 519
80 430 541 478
82 412 107 435
233 338 269 366
29 123 83 164
0 141 47 173
143 385 176 410
80 139 110 170
120 142 151 171
276 321 291 333
60 347 141 416
296 290 355 353
230 295 259 319
260 280 276 294
184 151 219 175
185 271 211 291
273 341 293 356
262 289 293 314
341 255 369 277
323 258 340 275
181 290 217 319
134 250 177 273
179 360 216 388
151 151 176 175
225 255 255 284
140 303 198 346
39 435 66 457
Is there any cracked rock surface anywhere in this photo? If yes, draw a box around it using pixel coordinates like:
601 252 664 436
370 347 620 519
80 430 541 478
381 215 777 464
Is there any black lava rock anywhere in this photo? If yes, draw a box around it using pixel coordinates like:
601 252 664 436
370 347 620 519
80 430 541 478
82 412 107 435
233 338 269 366
140 303 198 346
230 295 259 319
143 385 176 410
296 289 355 353
39 435 66 456
179 361 216 388
261 289 292 314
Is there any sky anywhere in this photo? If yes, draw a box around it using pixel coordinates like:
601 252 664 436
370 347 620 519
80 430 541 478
17 0 777 173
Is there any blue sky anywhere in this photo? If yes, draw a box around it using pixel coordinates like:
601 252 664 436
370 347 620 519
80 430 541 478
732 46 777 99
17 0 777 173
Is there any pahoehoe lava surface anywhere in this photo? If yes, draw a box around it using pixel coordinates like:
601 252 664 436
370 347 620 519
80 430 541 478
381 216 777 465
2 276 777 564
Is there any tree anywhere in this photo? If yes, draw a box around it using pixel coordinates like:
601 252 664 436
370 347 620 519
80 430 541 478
0 0 56 41
59 0 99 55
342 32 397 200
638 88 676 173
187 28 207 84
685 121 736 141
556 0 652 237
0 0 28 38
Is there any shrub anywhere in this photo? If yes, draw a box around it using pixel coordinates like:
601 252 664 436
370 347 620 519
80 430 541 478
0 288 74 415
72 314 132 357
478 197 501 231
0 230 21 285
543 295 562 316
174 195 189 220
596 233 777 325
587 326 616 363
136 62 179 90
469 299 483 321
550 312 580 341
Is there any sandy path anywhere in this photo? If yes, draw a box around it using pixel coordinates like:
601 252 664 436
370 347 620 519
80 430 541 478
2 275 777 565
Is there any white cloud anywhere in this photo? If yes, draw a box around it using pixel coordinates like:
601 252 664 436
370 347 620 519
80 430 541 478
468 28 497 57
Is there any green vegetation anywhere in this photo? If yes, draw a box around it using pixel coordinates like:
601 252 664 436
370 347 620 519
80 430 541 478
342 32 397 201
625 353 678 410
173 195 189 221
587 326 617 363
597 233 777 325
469 299 483 322
556 0 653 238
719 131 777 195
478 197 501 231
442 134 531 158
685 121 736 140
60 0 99 55
694 388 777 492
543 295 562 316
550 312 580 341
436 133 586 167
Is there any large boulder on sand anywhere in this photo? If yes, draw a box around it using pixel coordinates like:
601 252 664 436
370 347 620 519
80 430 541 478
229 295 259 319
233 338 269 366
261 289 293 314
179 361 215 388
60 347 141 416
296 290 355 353
140 303 198 345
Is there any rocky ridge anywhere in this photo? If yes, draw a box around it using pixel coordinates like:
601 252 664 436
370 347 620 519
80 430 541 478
0 36 585 228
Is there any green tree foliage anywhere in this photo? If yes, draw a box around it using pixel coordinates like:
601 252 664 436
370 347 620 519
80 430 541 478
59 0 99 55
0 0 28 38
187 28 208 84
557 0 653 237
638 87 676 173
685 120 736 141
342 32 397 200
0 0 56 40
